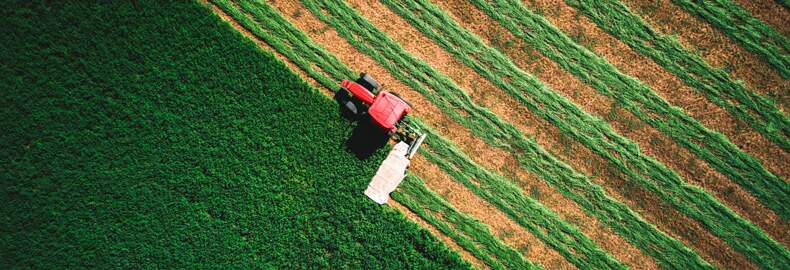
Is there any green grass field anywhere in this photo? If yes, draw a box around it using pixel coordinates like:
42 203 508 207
0 1 468 268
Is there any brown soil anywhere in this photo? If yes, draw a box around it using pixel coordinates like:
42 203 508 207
430 0 760 268
265 1 576 267
348 0 665 268
410 155 576 269
733 0 790 38
208 4 490 267
623 0 790 115
268 0 657 268
210 0 763 268
389 200 487 269
509 0 790 243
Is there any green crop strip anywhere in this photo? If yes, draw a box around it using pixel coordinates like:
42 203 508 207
209 0 544 268
394 175 540 270
0 1 470 268
263 0 716 268
671 0 790 79
470 0 790 223
381 1 741 268
566 0 790 155
213 0 629 268
413 119 625 270
468 0 790 266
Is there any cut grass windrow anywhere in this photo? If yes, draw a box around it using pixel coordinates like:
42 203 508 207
670 0 790 79
294 0 718 269
566 0 790 154
469 0 790 223
383 0 777 268
207 0 584 268
477 0 790 220
466 1 790 267
394 175 540 270
208 1 532 268
412 119 625 270
220 0 629 268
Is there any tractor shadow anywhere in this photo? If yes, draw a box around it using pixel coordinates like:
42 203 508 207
345 120 390 160
334 90 389 159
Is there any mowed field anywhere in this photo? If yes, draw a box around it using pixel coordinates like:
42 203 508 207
208 0 790 269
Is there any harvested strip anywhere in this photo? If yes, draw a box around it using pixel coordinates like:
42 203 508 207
413 122 624 270
468 2 790 267
470 0 790 223
408 155 575 269
732 0 790 37
382 0 737 268
211 0 574 268
298 0 717 269
620 0 790 180
346 1 659 268
395 175 540 270
389 200 486 269
671 0 790 78
566 0 790 155
541 0 790 242
391 0 787 268
436 0 786 256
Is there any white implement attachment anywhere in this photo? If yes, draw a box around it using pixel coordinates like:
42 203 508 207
364 142 411 204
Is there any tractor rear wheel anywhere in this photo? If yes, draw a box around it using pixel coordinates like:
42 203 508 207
344 99 359 115
357 73 382 91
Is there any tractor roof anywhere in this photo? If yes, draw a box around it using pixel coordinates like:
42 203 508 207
369 92 411 132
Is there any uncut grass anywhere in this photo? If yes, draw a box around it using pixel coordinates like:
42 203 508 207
732 0 790 37
349 1 660 268
670 0 790 79
391 0 786 269
0 1 470 268
268 1 636 268
213 1 586 268
564 0 790 160
622 0 790 179
296 0 723 269
507 0 790 245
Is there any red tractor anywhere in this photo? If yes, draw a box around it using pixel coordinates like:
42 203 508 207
337 73 425 158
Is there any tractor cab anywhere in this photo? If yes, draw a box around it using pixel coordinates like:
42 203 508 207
340 79 411 133
336 73 425 158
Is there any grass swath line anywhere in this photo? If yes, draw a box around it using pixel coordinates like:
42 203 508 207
467 0 790 268
671 0 790 79
382 1 726 268
299 0 721 269
395 175 540 270
565 0 790 154
208 1 540 268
